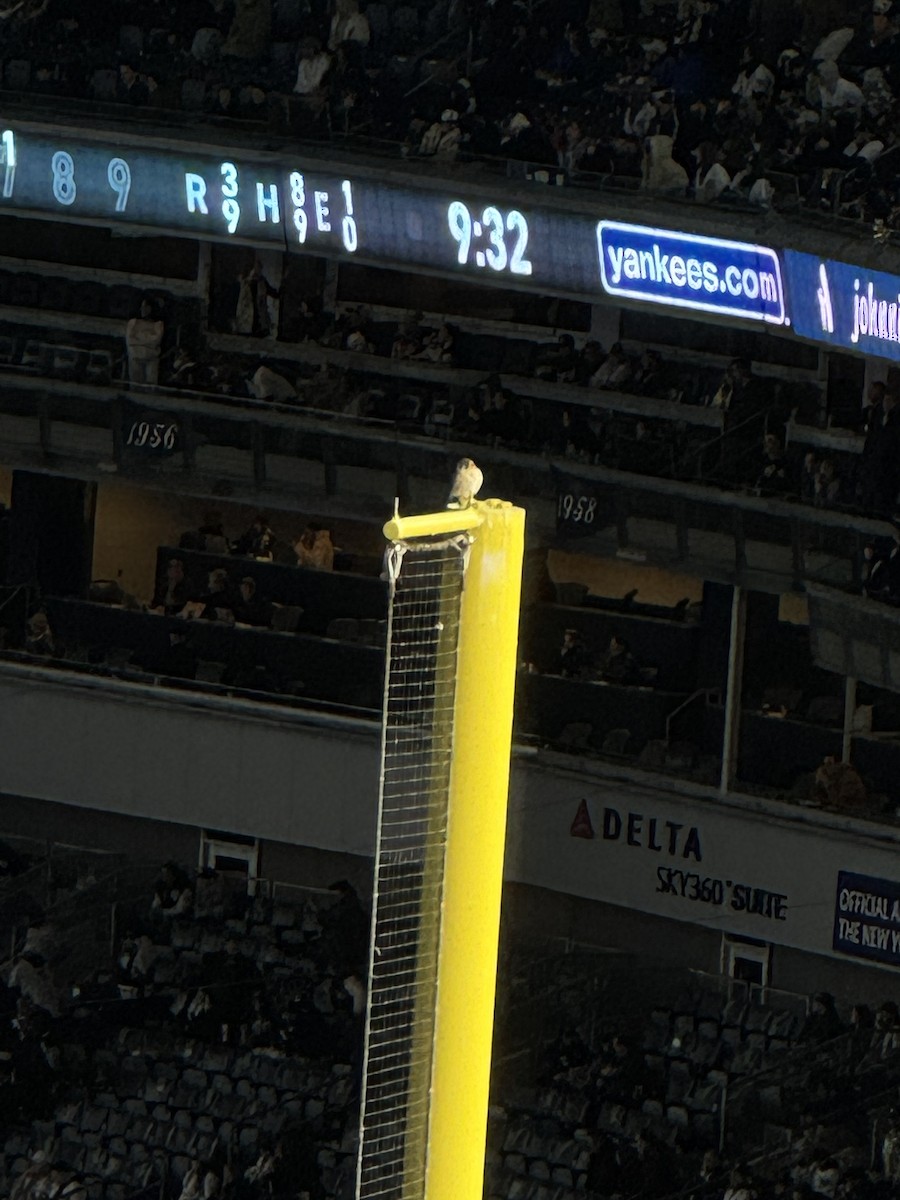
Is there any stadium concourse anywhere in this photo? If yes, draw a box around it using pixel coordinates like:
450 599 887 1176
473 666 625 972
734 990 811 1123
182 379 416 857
4 1 900 1199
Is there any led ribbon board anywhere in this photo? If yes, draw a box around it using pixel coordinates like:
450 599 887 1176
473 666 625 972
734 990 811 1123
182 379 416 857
597 220 786 325
784 249 900 362
0 122 788 323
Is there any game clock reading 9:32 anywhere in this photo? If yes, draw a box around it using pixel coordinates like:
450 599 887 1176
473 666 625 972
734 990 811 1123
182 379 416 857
447 201 532 276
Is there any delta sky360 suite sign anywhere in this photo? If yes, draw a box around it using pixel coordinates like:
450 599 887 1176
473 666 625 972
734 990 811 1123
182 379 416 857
0 122 790 324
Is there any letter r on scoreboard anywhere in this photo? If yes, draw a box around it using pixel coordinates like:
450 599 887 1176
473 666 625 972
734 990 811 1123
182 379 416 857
596 220 786 326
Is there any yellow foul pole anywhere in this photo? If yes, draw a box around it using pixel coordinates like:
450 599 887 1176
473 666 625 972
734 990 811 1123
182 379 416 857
386 500 525 1200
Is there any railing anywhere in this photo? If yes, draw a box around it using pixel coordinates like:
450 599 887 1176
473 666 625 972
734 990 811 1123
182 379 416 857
0 363 888 594
0 84 899 256
0 650 382 725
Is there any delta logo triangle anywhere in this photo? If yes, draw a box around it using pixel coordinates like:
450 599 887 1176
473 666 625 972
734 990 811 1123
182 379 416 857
570 799 594 839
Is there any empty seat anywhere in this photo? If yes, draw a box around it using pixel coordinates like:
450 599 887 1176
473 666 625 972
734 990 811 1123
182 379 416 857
48 345 85 379
86 349 114 384
119 24 144 56
357 618 386 645
601 727 632 755
196 660 226 684
78 282 108 316
673 1014 695 1038
555 583 588 607
90 68 118 101
557 723 593 749
38 277 71 310
107 285 138 318
20 340 49 371
271 604 303 633
5 60 31 89
743 1006 772 1034
326 617 360 641
191 27 223 62
807 695 843 725
181 79 207 110
106 646 134 669
9 274 40 306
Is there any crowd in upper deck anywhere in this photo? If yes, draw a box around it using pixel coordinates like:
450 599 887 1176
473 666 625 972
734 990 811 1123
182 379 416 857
4 0 900 229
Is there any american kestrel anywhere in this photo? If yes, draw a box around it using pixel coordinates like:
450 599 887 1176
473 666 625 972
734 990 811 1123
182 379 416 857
447 457 483 509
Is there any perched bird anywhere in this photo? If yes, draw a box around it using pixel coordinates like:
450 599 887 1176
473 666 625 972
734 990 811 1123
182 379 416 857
447 457 483 508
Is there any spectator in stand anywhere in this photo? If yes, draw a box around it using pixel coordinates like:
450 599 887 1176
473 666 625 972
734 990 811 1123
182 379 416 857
596 1034 646 1104
414 324 456 364
236 83 271 120
8 952 60 1019
117 62 151 106
328 0 370 52
800 451 820 502
478 387 521 444
813 458 843 507
557 627 592 679
235 259 278 338
249 362 299 403
810 1159 841 1198
328 40 370 133
632 349 676 399
200 511 230 554
280 292 326 344
692 140 732 202
861 386 900 513
309 361 348 411
391 328 421 360
598 634 641 684
221 0 271 60
534 334 578 381
126 297 164 386
799 991 845 1043
553 406 605 460
233 576 272 626
150 557 190 616
294 524 335 570
642 134 689 193
877 521 900 601
812 754 867 809
499 110 552 164
813 60 865 113
184 567 236 621
871 1001 900 1060
590 342 633 390
25 611 54 656
722 1165 758 1200
863 539 887 597
417 110 463 161
710 361 770 450
292 37 331 113
234 513 275 560
152 862 194 918
204 936 261 1044
849 2 900 86
863 379 887 423
753 432 790 494
169 346 207 390
574 340 607 385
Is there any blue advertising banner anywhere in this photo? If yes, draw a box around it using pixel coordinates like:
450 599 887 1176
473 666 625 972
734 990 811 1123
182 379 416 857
833 870 900 968
784 250 900 362
596 220 786 325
